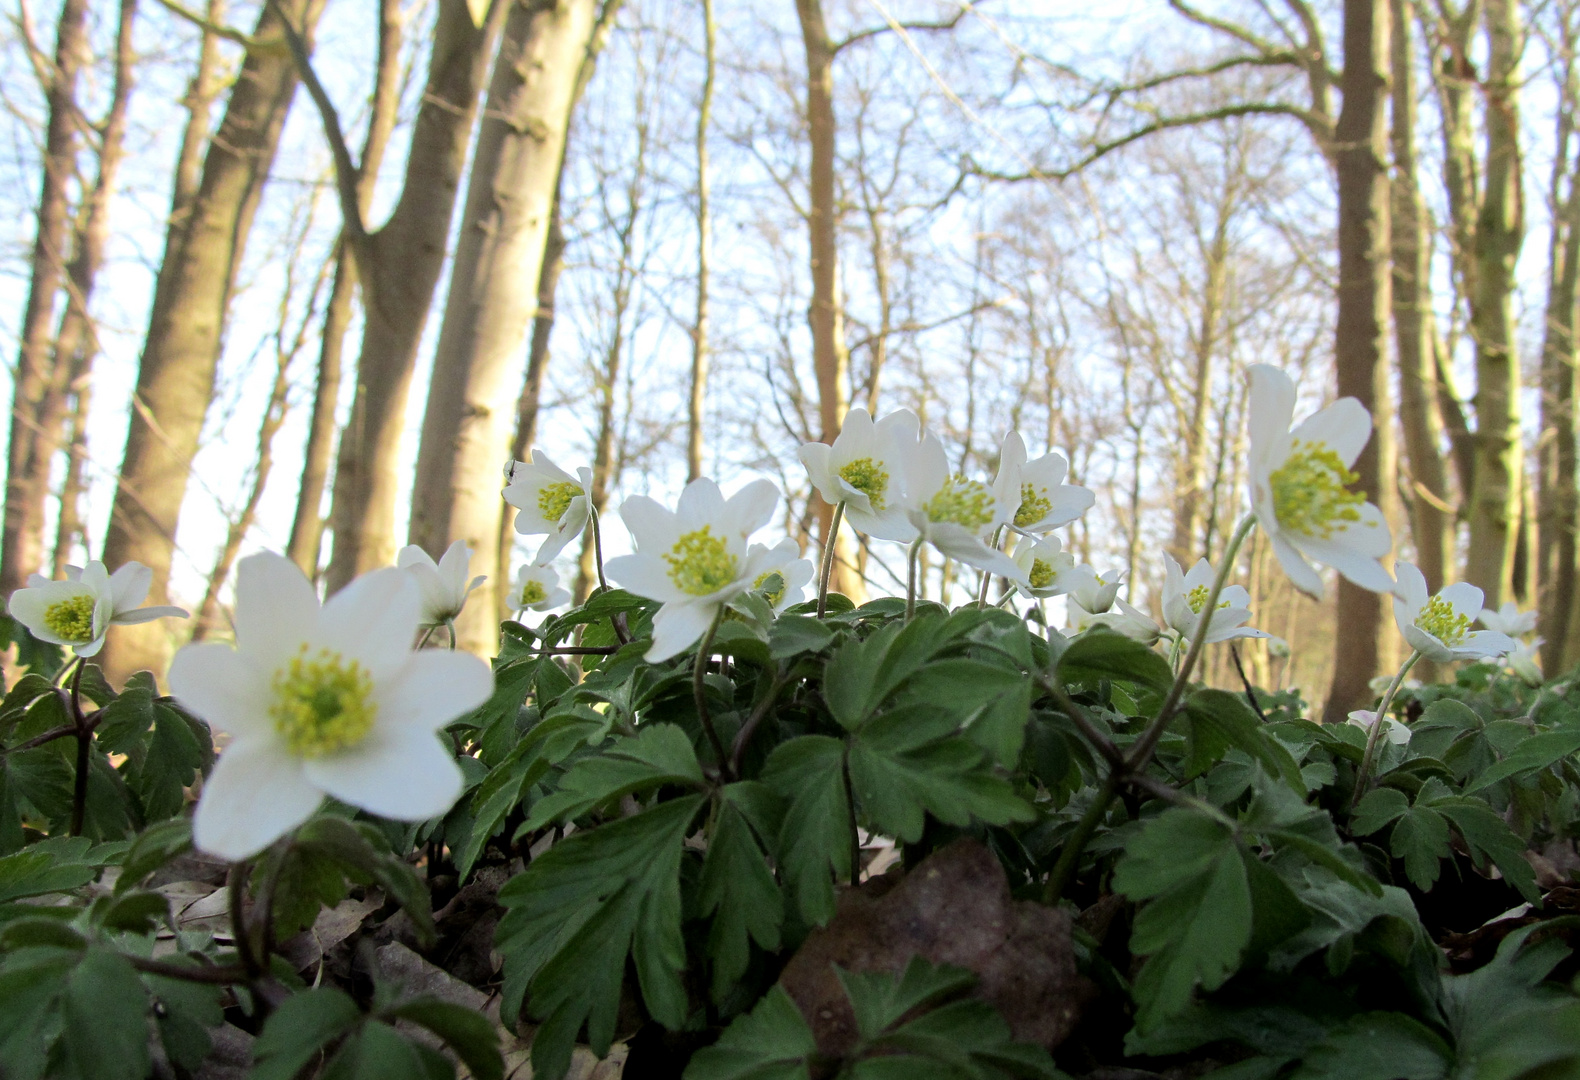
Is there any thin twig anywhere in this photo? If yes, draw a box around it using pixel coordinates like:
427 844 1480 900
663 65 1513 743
1229 642 1267 722
816 500 845 618
694 608 732 780
729 668 792 777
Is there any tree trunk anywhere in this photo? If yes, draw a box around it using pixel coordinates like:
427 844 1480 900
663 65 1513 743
1540 67 1580 666
1390 0 1454 598
170 0 228 228
1 0 92 597
99 0 326 684
408 0 603 655
286 0 405 577
1463 0 1526 606
324 0 507 592
1323 0 1395 724
687 0 716 484
1169 215 1229 566
794 0 864 603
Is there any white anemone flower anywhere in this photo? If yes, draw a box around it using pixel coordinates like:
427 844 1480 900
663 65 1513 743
1065 565 1126 615
1392 562 1516 663
1068 596 1160 645
1503 638 1545 686
1160 556 1270 645
797 407 921 542
1479 600 1538 640
169 553 492 861
897 433 1026 584
512 563 571 613
747 539 815 612
7 561 187 657
1347 709 1409 747
1009 535 1079 599
604 478 782 662
502 451 594 563
1246 365 1393 599
396 540 485 627
992 431 1095 534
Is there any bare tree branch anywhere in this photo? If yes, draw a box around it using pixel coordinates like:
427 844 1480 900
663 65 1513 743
833 6 969 54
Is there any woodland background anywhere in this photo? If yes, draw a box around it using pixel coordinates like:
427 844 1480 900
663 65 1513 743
0 0 1573 721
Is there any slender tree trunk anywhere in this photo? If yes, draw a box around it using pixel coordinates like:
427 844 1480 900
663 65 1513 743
408 0 604 654
1540 65 1580 665
51 369 90 576
324 0 508 592
1170 217 1229 566
794 0 864 602
1 0 91 597
1464 0 1526 606
1390 0 1454 597
99 0 326 684
1323 0 1395 724
286 0 405 577
171 0 228 229
687 0 716 483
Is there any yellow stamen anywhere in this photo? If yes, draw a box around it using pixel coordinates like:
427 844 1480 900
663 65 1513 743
1029 559 1055 590
1269 441 1365 539
1015 483 1053 529
537 481 581 524
665 527 738 597
270 646 377 759
519 580 547 607
925 476 996 531
43 594 96 644
753 570 787 607
1415 595 1471 648
838 457 889 511
1185 584 1229 614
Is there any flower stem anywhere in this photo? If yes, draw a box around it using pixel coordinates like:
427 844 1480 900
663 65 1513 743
1351 650 1422 808
694 606 732 780
904 539 923 622
976 527 1004 609
66 659 88 837
590 504 610 592
1043 771 1119 904
816 500 846 618
842 745 861 885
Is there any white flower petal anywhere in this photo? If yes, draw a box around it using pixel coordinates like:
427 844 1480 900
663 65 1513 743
234 553 319 669
304 727 464 822
111 605 189 625
193 739 323 860
316 568 421 681
1290 397 1372 469
724 479 780 537
376 650 494 734
1247 365 1297 463
1455 629 1517 660
1267 531 1326 600
604 553 682 603
620 495 676 552
676 478 727 528
647 602 716 663
108 562 153 612
169 642 274 741
798 442 836 499
1393 562 1429 611
1438 581 1485 621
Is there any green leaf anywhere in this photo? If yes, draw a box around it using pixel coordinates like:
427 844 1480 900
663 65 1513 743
1114 809 1252 1031
1349 787 1410 837
768 615 834 659
1388 806 1452 892
115 818 194 894
388 997 504 1080
524 723 705 830
143 969 224 1072
496 794 705 1079
1463 727 1580 793
761 735 851 926
133 703 209 821
1429 798 1541 904
683 984 816 1080
454 742 551 882
95 890 171 934
1057 628 1173 694
1289 1012 1449 1080
62 947 149 1080
898 659 1034 767
294 816 435 946
250 986 364 1080
321 1020 442 1080
0 836 110 903
837 957 976 1040
92 673 156 757
698 786 784 1001
823 612 966 729
1181 690 1305 793
848 730 1032 844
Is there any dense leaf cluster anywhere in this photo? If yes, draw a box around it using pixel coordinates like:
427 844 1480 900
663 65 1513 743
2 588 1580 1080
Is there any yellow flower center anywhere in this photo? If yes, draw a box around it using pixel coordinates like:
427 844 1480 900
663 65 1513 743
925 476 996 531
43 594 96 643
1268 441 1365 539
1415 595 1471 648
1029 559 1056 590
838 457 888 510
664 527 738 597
519 580 547 607
270 646 377 759
753 570 787 607
1015 483 1053 528
537 481 581 524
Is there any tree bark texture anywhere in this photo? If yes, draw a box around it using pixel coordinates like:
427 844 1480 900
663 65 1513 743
687 0 716 483
794 0 864 603
1 0 93 598
286 0 405 577
1322 0 1394 724
324 0 507 593
1390 0 1454 596
1463 0 1526 607
1168 210 1229 567
408 0 602 655
98 0 325 684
